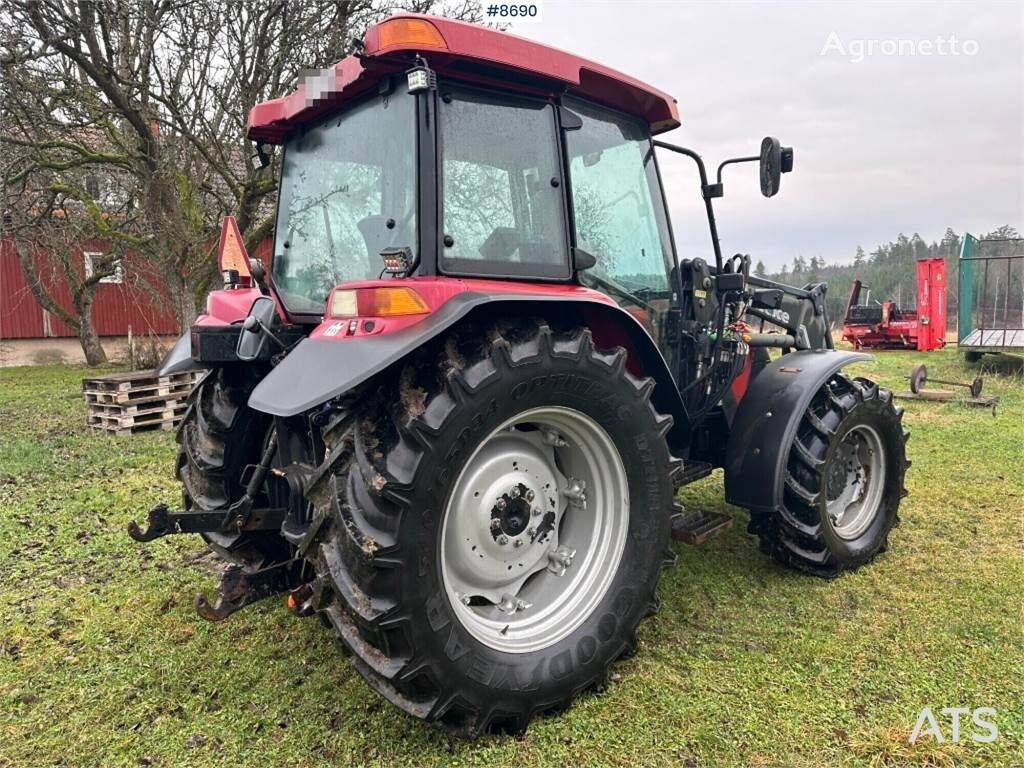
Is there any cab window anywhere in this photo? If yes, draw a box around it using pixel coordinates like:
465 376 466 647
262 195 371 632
439 89 569 279
564 97 677 339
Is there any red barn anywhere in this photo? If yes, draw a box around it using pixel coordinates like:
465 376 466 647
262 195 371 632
0 234 180 342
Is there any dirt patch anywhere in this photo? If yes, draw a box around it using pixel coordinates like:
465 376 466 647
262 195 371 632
398 366 427 420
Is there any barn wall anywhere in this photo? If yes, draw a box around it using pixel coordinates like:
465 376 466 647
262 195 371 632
0 236 46 338
0 235 179 339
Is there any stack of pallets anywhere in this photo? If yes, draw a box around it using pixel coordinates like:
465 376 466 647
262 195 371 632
83 369 203 436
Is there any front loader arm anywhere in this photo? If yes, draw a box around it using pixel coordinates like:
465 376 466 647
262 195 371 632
745 275 833 350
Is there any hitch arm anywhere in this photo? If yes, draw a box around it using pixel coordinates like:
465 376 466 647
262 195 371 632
129 428 284 543
127 502 287 542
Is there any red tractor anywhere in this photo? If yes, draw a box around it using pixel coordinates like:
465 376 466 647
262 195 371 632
135 15 909 736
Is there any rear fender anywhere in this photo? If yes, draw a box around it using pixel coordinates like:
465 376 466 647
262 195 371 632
723 349 871 513
247 291 690 447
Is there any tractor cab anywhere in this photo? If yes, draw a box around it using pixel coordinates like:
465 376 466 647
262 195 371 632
249 15 681 345
245 14 804 396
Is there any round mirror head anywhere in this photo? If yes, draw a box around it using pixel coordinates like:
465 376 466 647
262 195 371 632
760 137 782 197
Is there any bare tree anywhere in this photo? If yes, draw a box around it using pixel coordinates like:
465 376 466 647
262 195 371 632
2 0 481 332
1 42 143 365
6 191 134 366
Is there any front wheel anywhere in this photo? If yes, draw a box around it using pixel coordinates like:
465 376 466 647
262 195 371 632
748 374 909 577
305 321 679 736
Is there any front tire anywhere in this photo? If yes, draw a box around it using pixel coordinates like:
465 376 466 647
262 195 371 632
748 374 909 577
306 322 679 736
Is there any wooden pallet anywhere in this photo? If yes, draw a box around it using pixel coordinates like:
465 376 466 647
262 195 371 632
82 369 202 404
84 369 202 435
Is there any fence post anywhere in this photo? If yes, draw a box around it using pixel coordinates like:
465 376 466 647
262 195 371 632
957 234 974 343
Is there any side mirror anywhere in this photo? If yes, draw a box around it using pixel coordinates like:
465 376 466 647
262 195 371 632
759 137 794 197
236 296 277 361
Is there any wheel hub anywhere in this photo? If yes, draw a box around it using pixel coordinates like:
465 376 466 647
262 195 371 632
490 485 533 539
441 406 629 653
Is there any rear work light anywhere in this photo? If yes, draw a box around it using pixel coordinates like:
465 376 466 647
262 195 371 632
330 287 430 318
376 18 448 51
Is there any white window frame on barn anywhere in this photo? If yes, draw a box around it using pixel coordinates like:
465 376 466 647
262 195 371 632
83 251 123 284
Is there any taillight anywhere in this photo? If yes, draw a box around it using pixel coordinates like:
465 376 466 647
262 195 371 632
375 18 447 51
330 287 429 318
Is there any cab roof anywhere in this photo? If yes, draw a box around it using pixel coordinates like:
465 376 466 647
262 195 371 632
247 14 680 144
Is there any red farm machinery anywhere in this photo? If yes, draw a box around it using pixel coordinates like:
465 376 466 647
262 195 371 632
841 257 947 351
132 14 910 736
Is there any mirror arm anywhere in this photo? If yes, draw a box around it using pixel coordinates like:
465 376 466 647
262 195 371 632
256 320 287 351
242 316 287 351
715 155 760 187
652 140 723 271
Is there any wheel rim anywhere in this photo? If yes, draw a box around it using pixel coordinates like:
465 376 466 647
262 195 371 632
440 406 629 653
824 424 886 540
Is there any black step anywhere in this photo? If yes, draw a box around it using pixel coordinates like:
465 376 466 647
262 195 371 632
671 509 733 545
677 460 714 486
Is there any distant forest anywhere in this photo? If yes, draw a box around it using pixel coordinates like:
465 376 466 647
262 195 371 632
755 225 1022 329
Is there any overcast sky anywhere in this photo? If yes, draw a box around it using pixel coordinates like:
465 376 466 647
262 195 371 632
508 0 1023 270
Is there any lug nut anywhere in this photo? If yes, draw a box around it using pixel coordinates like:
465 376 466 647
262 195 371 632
547 545 576 576
512 538 523 548
496 498 507 511
490 518 501 531
525 489 535 501
532 507 542 517
526 526 536 538
497 535 509 546
498 593 532 614
542 430 568 448
561 478 587 508
509 485 521 498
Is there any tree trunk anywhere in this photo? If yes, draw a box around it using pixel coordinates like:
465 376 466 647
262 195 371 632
74 292 108 366
164 267 199 331
78 316 108 366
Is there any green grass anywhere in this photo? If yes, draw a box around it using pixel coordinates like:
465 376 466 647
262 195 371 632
1 349 1022 767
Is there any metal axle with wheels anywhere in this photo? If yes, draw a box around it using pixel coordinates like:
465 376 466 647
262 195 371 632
909 363 983 398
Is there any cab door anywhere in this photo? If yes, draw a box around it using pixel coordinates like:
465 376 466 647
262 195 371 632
562 97 681 372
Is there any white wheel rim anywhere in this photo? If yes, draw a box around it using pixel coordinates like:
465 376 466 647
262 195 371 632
825 423 886 540
440 406 629 653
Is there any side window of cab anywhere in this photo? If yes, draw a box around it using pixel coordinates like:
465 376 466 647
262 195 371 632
439 88 570 279
563 97 677 341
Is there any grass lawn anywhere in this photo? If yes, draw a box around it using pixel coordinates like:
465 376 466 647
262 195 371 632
1 348 1021 767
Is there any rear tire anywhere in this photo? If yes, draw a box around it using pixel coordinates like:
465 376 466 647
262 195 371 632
176 368 291 568
748 374 908 577
305 321 679 736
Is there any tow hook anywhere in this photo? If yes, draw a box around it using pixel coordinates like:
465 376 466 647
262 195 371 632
194 559 303 622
